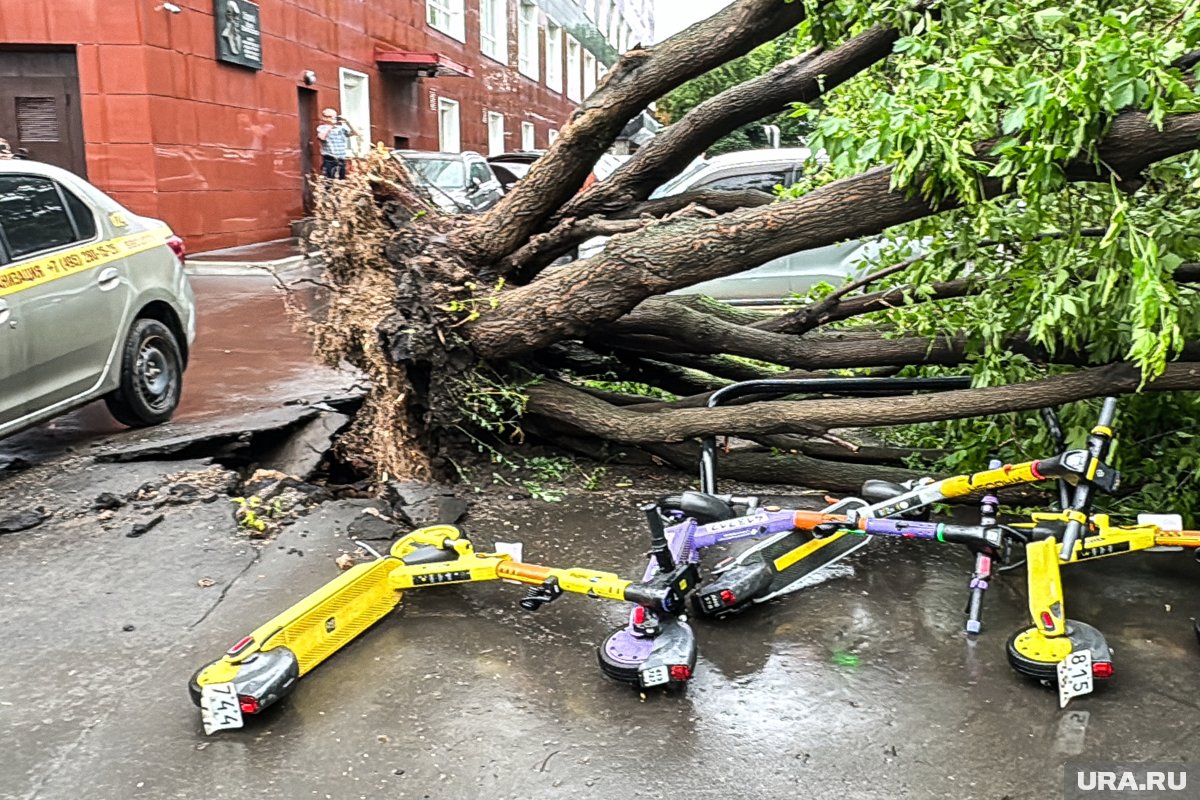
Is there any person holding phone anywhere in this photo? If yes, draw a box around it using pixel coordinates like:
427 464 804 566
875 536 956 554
317 108 358 179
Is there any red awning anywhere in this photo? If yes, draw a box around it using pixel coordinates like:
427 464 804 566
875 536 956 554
375 50 473 78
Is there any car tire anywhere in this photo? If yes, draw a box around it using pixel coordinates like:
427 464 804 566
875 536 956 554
104 318 184 428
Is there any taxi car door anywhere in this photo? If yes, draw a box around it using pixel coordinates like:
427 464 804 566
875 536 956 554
0 173 131 409
0 250 28 426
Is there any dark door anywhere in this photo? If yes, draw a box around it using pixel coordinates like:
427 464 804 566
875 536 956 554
297 87 316 213
0 49 86 176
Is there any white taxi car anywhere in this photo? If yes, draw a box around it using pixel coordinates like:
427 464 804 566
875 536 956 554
0 160 196 439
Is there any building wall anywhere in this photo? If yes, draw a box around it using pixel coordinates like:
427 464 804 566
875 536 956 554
0 0 636 251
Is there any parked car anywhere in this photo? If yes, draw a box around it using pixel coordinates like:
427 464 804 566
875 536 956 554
0 160 196 439
579 147 898 304
393 150 504 213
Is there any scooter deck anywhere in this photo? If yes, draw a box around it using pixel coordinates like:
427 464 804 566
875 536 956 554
266 555 406 675
752 528 870 600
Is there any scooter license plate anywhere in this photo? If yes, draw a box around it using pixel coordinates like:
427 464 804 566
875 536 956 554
200 682 244 735
1056 650 1093 708
640 665 669 687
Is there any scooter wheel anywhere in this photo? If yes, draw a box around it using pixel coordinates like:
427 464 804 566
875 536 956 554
1006 626 1073 683
1006 620 1113 684
597 626 648 686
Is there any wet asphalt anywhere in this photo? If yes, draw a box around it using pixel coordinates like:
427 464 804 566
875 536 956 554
2 276 1199 800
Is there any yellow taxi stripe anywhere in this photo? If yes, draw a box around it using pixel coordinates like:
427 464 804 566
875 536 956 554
0 224 172 299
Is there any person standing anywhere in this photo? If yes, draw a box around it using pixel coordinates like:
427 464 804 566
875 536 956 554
317 108 357 179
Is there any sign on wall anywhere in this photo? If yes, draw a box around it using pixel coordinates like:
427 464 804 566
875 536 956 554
214 0 263 70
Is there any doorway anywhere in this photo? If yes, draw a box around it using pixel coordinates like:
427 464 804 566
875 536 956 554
0 48 86 176
297 86 316 213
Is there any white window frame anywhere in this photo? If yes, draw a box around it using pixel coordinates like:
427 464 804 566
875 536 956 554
548 128 559 144
487 111 505 156
427 0 465 42
566 36 582 102
583 51 597 97
479 0 508 63
521 120 536 150
338 67 371 157
438 97 461 153
517 0 539 80
545 22 563 93
608 7 620 46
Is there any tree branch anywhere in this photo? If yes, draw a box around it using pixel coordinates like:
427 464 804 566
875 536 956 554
526 362 1200 443
467 111 1200 359
558 23 905 221
451 0 810 264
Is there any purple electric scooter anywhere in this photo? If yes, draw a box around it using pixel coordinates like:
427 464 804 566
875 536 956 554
595 376 970 689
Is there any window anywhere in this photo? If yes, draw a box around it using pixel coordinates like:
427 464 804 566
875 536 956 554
598 0 609 36
517 1 539 80
521 121 536 150
468 160 492 185
608 8 620 46
438 97 461 153
548 128 559 144
566 36 582 101
487 111 505 156
545 22 563 92
406 157 467 190
338 68 371 157
427 0 465 41
620 23 632 52
0 176 93 260
583 51 597 97
480 0 507 62
15 97 58 142
693 170 792 193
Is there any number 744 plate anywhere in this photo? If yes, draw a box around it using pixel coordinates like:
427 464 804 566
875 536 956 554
200 682 244 735
1057 649 1094 708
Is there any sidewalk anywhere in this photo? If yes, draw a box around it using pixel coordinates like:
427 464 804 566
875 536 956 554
185 237 315 276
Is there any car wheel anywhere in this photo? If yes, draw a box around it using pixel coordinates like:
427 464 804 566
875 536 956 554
104 318 184 427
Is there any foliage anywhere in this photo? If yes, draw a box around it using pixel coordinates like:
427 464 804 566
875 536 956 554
231 496 284 535
775 0 1200 514
579 377 679 400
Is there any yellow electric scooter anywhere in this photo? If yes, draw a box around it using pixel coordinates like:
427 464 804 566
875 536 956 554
190 524 698 734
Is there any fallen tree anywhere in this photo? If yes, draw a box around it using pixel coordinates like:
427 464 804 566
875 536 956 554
306 0 1200 512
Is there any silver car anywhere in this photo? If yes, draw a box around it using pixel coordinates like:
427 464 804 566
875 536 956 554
393 150 504 214
580 147 894 304
0 160 196 439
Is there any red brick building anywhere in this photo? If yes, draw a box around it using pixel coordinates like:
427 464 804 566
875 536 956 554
0 0 653 251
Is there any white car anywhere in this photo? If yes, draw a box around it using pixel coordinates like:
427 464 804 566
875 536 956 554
581 148 894 304
0 160 196 439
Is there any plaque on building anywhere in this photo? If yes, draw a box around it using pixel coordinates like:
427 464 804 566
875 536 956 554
214 0 262 70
